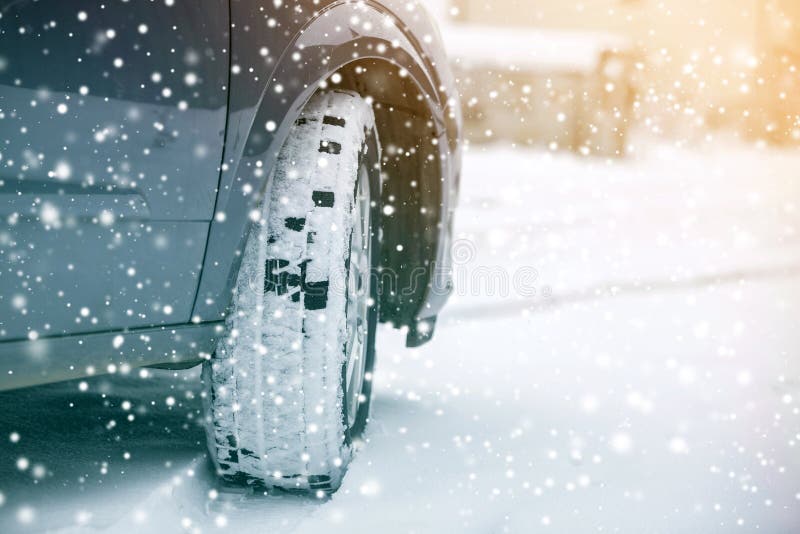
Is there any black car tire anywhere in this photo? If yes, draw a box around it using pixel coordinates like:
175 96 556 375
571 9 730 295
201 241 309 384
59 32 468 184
204 90 380 494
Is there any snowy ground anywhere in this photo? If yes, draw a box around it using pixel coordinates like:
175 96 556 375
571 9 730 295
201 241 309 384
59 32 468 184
2 137 800 533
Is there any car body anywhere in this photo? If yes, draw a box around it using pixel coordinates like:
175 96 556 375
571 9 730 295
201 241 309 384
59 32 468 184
0 0 461 391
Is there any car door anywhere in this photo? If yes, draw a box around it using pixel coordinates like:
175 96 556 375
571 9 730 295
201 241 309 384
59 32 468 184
0 0 228 341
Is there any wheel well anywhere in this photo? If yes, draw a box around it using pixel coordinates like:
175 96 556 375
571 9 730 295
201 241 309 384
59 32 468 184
334 60 443 328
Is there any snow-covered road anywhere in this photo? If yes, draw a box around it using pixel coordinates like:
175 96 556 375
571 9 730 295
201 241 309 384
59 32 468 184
2 139 800 533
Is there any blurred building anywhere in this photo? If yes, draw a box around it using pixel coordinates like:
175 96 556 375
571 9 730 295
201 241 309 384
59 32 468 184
435 0 799 145
445 25 635 155
434 0 638 155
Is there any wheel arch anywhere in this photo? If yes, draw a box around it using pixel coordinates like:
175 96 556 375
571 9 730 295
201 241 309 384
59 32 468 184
191 1 460 341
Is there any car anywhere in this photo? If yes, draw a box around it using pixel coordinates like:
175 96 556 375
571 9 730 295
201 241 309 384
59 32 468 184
0 0 462 493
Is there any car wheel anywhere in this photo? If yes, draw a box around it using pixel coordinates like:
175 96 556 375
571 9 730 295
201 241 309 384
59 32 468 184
203 90 380 494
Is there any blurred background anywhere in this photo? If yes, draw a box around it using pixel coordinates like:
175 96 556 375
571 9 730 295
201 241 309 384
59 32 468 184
428 0 800 154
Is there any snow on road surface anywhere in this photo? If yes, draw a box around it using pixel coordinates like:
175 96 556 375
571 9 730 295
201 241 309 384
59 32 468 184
2 138 800 533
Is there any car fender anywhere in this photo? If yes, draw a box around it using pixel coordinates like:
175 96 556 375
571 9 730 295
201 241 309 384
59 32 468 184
191 0 459 324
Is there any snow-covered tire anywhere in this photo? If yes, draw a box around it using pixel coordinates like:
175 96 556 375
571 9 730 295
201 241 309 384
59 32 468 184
203 90 380 494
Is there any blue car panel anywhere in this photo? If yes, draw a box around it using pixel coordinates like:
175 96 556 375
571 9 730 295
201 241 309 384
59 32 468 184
0 0 229 340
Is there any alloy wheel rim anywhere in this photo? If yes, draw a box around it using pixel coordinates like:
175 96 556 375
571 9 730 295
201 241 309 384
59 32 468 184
344 164 372 429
